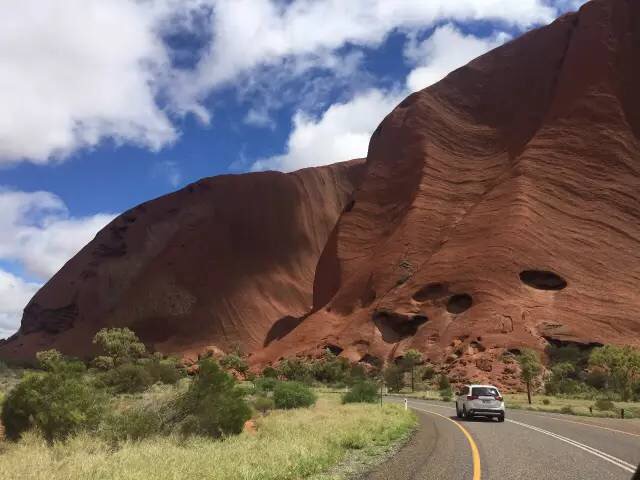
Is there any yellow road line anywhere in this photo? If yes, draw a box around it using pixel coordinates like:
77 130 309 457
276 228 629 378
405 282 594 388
409 404 481 480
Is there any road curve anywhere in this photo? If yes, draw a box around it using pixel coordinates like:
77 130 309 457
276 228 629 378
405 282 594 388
364 397 639 480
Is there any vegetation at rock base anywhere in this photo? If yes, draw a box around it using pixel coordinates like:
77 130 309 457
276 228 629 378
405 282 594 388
273 381 317 409
518 349 542 404
342 380 379 404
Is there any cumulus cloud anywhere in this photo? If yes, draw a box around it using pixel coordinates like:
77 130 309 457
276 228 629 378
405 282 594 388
173 0 556 117
253 23 511 172
0 0 575 165
0 269 40 339
251 89 402 172
405 24 511 92
0 189 115 279
0 0 196 164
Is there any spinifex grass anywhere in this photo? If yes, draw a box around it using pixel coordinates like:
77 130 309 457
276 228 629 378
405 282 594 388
0 395 415 480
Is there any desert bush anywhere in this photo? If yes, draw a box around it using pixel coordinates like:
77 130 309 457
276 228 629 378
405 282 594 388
277 358 313 384
594 398 615 411
175 359 251 438
252 395 275 414
98 363 153 394
590 345 640 401
311 350 350 384
384 365 404 393
560 405 574 415
542 398 551 405
273 381 317 409
93 327 147 366
262 366 278 378
437 374 451 391
585 367 609 390
100 407 162 442
143 359 183 385
1 362 105 441
220 353 249 374
421 365 435 380
342 381 378 404
254 376 278 392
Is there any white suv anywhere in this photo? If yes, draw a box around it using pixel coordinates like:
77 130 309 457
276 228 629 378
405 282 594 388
455 384 505 422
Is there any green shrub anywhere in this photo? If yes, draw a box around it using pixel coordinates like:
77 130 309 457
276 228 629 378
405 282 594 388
254 376 278 392
262 366 278 378
252 395 275 414
437 374 451 391
441 395 452 402
98 363 153 393
1 366 105 441
93 327 147 366
560 405 574 415
311 350 350 384
100 407 162 442
542 398 551 405
273 381 317 409
383 365 404 393
220 354 249 374
342 381 378 404
175 359 251 438
277 358 313 384
143 359 183 385
421 365 435 380
594 398 615 411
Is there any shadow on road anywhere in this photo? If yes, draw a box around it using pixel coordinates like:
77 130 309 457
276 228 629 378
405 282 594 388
451 415 500 423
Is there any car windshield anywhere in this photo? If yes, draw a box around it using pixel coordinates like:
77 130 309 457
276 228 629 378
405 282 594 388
472 387 499 397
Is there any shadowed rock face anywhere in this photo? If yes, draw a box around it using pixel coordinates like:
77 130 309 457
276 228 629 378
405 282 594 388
3 0 640 389
0 160 364 361
253 0 640 388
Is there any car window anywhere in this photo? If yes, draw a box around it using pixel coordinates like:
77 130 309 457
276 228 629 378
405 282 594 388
472 387 499 397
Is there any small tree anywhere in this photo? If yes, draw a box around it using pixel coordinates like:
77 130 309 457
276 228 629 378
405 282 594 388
400 349 423 392
589 345 640 401
518 349 542 404
176 359 251 437
384 364 404 393
2 351 105 441
93 327 146 366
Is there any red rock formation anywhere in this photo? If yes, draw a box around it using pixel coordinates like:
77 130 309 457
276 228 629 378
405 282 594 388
254 0 640 387
0 160 364 361
3 0 640 389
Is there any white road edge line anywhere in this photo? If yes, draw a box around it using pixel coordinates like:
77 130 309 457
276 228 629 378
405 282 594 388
507 419 636 474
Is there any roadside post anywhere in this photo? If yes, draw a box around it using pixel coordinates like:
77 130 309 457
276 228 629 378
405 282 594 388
404 398 408 411
621 408 625 419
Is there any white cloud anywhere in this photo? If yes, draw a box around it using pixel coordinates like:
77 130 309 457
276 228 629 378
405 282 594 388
0 189 115 279
251 89 402 172
0 0 191 164
0 269 40 339
173 0 556 117
406 24 511 92
252 23 511 172
0 0 575 165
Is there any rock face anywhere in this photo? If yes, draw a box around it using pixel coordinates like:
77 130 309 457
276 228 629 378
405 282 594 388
254 0 640 387
0 160 364 361
3 0 640 388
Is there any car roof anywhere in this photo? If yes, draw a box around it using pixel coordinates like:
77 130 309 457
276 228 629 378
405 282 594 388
466 384 500 389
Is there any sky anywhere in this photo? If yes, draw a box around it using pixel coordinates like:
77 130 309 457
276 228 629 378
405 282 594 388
0 0 586 338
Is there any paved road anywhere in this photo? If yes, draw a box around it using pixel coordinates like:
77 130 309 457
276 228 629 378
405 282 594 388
365 397 640 480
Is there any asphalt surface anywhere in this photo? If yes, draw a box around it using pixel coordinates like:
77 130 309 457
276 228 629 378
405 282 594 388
365 397 640 480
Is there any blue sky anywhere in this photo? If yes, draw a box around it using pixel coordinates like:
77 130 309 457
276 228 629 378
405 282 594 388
0 0 585 338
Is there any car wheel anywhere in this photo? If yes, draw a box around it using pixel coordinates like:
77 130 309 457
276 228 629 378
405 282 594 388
456 404 462 418
462 406 468 419
498 413 505 422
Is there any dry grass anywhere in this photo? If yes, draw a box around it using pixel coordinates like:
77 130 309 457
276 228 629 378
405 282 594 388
0 395 415 480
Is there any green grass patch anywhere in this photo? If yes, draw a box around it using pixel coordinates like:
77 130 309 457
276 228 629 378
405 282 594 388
0 395 415 480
